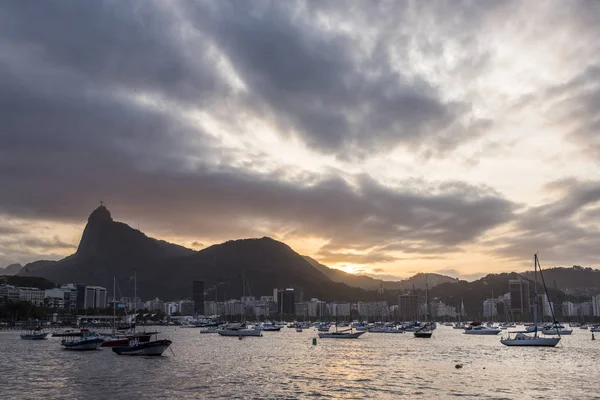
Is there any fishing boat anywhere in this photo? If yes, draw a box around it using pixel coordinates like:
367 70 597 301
501 254 561 347
20 327 48 340
61 329 105 350
112 336 172 356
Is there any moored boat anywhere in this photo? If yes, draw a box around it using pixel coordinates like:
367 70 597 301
112 338 172 356
463 325 501 335
21 327 48 340
101 333 153 347
318 331 365 339
501 254 561 348
61 330 105 350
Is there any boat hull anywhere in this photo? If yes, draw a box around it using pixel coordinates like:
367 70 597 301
541 329 572 335
318 332 365 339
101 334 152 347
20 333 49 340
501 337 560 347
112 339 172 356
414 331 433 338
217 329 262 337
61 338 104 350
463 329 501 335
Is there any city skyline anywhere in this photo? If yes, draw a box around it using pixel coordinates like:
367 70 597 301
2 1 600 280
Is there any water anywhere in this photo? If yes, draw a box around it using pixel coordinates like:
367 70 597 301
1 326 599 399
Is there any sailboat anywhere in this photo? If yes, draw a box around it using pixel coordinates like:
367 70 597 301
501 254 560 347
112 271 173 356
102 277 152 347
217 273 262 337
318 323 365 339
414 275 433 338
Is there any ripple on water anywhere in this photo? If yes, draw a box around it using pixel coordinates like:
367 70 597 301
1 328 600 399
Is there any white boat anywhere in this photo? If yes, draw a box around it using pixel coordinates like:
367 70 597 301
501 332 561 347
368 326 404 333
318 331 365 339
217 323 262 337
463 325 501 335
256 322 281 331
591 326 600 332
21 328 48 340
501 254 561 348
453 323 467 329
541 323 573 335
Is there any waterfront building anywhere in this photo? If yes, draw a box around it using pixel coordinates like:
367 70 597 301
193 280 204 316
274 288 296 315
331 302 351 318
84 286 107 309
19 287 45 306
592 295 600 317
0 284 20 302
509 279 530 318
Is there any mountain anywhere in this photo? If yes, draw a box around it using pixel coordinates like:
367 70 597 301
17 205 369 301
18 205 195 296
0 263 23 276
304 256 458 290
521 265 600 297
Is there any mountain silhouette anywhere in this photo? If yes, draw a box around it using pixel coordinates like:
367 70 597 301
304 256 458 290
0 263 23 276
17 205 369 301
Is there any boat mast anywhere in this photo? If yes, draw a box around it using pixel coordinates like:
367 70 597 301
112 277 116 336
133 270 137 333
533 254 538 338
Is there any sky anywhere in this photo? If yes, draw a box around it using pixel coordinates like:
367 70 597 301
1 0 600 281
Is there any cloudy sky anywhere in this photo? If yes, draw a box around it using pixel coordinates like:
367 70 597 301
1 0 600 280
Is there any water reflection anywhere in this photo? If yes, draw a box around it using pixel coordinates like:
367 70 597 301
0 327 598 399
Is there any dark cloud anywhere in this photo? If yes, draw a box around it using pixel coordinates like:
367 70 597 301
487 178 600 266
183 0 492 159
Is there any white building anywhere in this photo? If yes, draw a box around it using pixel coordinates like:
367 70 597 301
483 299 498 318
580 301 593 317
562 301 578 317
19 287 45 306
84 286 107 309
307 298 328 318
45 288 67 308
0 284 20 301
330 302 351 318
358 301 389 321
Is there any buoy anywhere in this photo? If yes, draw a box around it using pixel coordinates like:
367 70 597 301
592 333 595 341
238 335 243 340
455 364 463 369
312 337 317 346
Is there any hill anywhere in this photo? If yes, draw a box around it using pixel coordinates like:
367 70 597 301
304 256 458 290
17 205 370 301
521 266 600 296
1 275 55 290
0 263 23 276
18 205 195 297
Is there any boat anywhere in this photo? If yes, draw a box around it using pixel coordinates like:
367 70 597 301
295 328 303 332
256 321 282 331
541 323 573 335
318 319 365 339
52 329 83 337
501 254 561 347
369 326 405 333
112 336 172 356
101 333 153 347
61 329 105 350
591 326 600 333
21 327 48 340
217 323 262 337
414 329 433 338
463 325 501 335
413 276 433 338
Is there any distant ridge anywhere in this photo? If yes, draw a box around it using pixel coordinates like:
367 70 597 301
304 256 458 290
0 263 23 276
